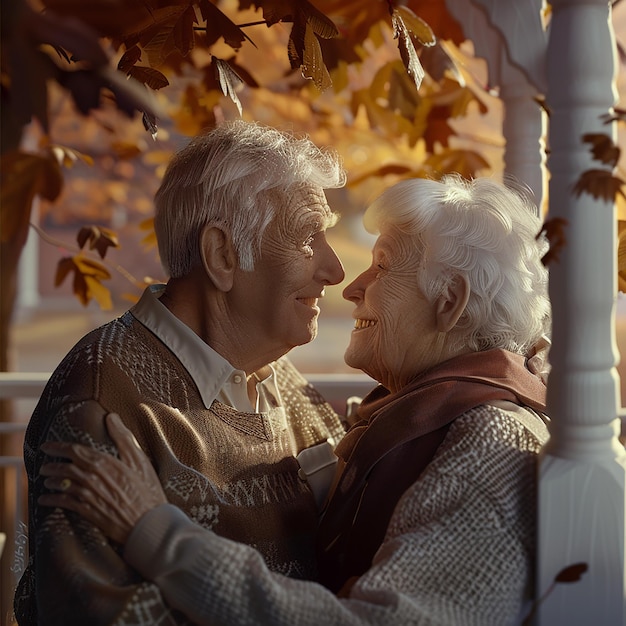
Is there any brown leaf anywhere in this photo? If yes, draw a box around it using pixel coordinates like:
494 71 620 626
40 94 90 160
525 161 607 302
391 9 425 90
299 0 339 39
118 45 142 73
76 225 119 258
127 66 170 90
199 0 251 49
600 107 626 124
301 20 332 90
537 217 568 266
54 256 76 287
554 562 588 584
0 151 63 243
395 5 436 47
582 133 620 167
173 5 197 57
573 169 625 202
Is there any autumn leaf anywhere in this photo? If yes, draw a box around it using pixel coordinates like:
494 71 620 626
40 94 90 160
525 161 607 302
537 217 568 267
110 141 143 160
118 45 142 73
391 8 426 91
213 56 244 115
139 7 188 67
573 169 626 202
0 151 63 243
127 66 170 90
582 133 621 167
554 563 588 584
600 107 626 124
300 20 333 90
76 225 120 258
139 217 157 249
395 5 436 47
199 0 252 49
55 255 113 309
49 145 94 167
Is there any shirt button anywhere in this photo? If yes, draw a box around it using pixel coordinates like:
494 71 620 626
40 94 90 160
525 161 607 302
233 375 242 384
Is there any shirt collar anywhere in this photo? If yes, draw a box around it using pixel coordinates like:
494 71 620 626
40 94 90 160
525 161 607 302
130 284 281 412
130 284 234 409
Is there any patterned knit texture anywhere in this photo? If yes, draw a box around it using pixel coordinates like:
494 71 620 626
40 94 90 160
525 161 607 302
14 312 345 626
121 404 548 626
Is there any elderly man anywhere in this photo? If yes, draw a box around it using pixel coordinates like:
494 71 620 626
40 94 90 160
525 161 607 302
14 120 347 625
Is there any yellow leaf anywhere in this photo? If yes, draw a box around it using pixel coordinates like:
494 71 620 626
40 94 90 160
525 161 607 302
85 275 113 310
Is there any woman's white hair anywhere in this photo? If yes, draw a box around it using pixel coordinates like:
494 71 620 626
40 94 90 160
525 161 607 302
363 174 551 356
154 120 345 277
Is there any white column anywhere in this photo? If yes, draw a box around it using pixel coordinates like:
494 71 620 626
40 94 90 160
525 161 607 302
443 0 548 207
537 0 626 623
499 62 548 211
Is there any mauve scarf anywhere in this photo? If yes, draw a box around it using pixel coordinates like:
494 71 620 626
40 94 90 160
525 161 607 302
316 348 547 592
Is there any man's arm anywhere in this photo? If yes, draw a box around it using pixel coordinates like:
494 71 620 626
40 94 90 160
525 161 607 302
17 400 192 626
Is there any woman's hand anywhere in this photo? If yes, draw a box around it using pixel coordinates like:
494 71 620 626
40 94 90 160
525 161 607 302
38 412 167 545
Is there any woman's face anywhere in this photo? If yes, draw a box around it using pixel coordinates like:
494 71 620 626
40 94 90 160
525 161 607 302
342 225 443 392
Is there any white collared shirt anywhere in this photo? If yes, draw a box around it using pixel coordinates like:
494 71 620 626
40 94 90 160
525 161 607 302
131 285 281 413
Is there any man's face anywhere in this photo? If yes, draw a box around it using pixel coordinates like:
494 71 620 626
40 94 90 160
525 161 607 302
230 185 344 364
342 225 441 392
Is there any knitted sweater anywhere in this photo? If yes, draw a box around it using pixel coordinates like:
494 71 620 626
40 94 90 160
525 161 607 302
14 310 345 626
118 401 549 626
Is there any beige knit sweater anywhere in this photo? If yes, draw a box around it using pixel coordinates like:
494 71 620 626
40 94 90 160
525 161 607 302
14 310 345 626
121 403 549 626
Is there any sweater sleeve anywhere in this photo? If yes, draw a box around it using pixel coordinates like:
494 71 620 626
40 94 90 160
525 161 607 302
15 399 193 626
122 407 542 626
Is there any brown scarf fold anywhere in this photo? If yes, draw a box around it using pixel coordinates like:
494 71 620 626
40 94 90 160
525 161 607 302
316 349 547 592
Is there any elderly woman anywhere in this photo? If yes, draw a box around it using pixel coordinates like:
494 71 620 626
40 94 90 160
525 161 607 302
39 174 551 626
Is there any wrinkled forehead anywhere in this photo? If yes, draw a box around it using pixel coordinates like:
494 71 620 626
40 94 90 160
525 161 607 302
275 184 338 230
373 225 423 264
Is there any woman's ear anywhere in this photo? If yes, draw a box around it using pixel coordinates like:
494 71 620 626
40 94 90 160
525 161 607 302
435 274 470 333
199 224 237 291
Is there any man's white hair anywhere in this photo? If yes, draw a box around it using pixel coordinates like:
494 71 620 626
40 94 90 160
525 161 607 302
154 120 345 277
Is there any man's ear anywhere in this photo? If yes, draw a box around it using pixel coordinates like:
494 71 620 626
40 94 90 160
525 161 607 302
199 224 237 291
435 274 470 333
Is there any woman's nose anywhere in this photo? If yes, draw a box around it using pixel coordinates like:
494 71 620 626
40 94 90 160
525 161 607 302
342 270 369 303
